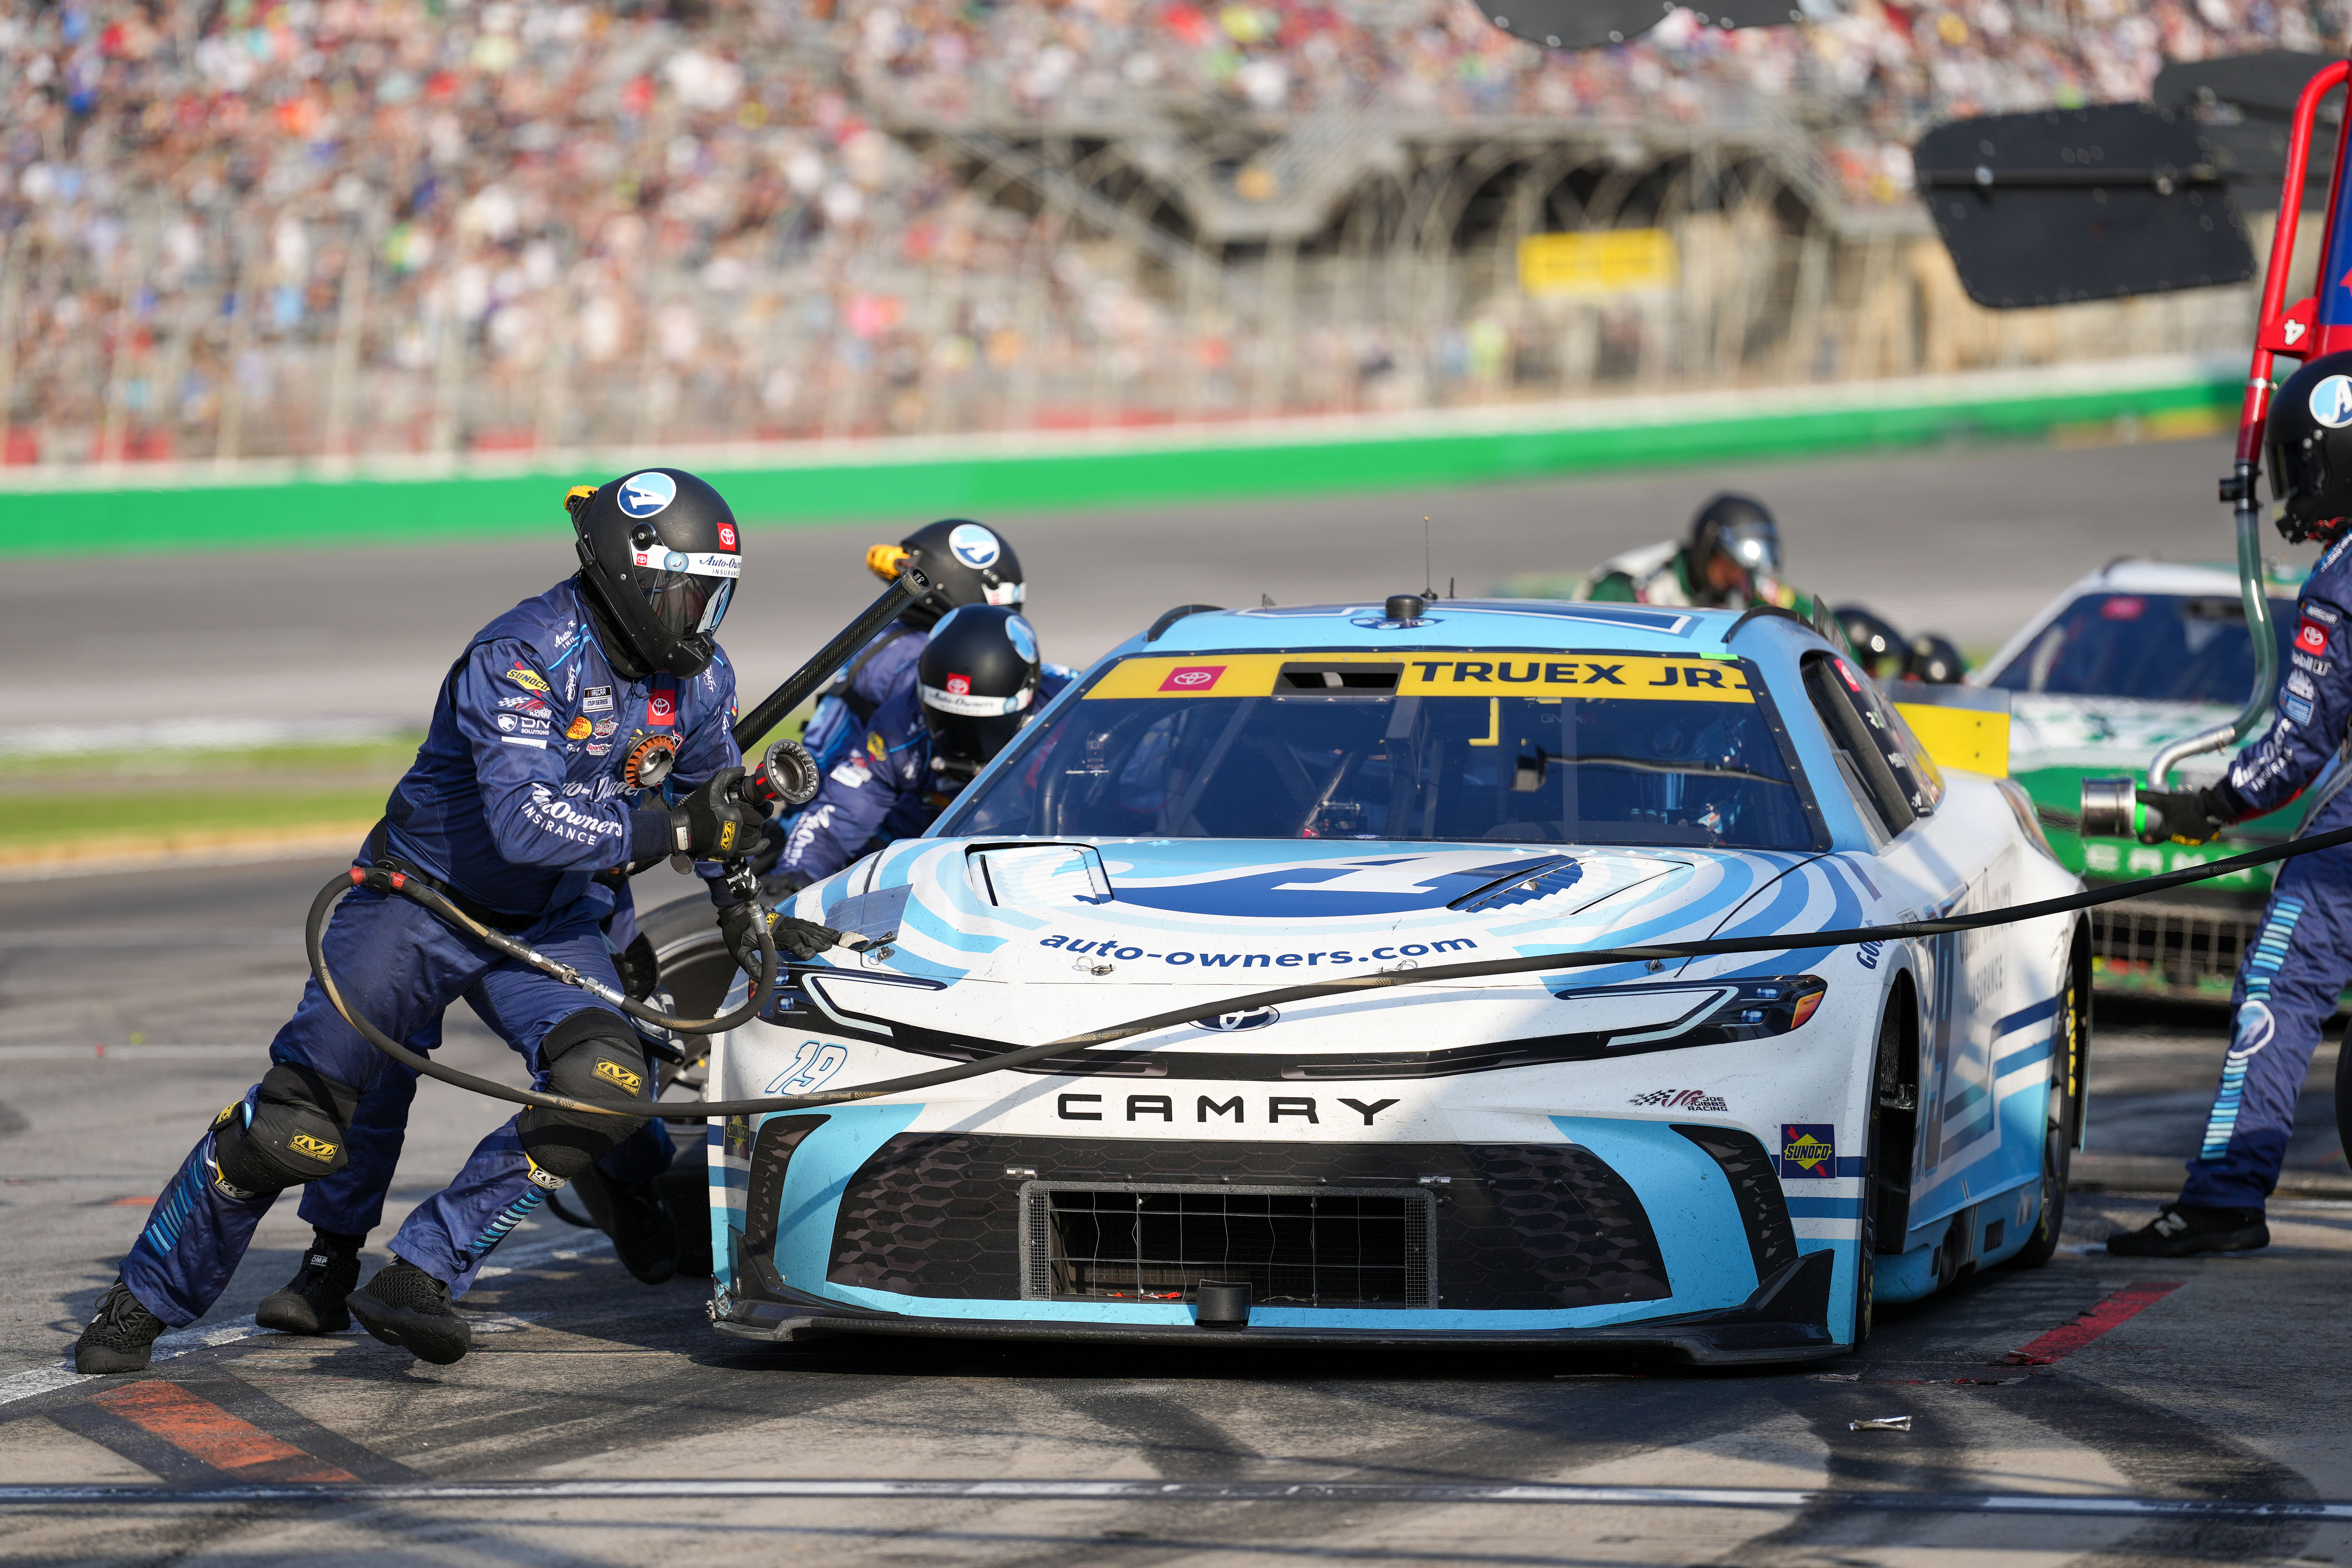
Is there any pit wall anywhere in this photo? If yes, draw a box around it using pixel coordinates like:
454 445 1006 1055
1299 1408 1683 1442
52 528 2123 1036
10 355 2235 557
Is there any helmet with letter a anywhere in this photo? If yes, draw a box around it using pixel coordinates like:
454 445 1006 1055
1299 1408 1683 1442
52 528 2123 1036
568 468 742 677
865 518 1026 629
2268 352 2352 545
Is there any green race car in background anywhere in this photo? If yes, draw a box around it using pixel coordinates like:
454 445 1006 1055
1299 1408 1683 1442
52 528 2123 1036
1975 557 2309 1003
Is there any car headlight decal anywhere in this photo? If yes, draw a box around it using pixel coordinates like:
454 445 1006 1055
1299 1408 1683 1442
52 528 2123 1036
1548 975 1829 1049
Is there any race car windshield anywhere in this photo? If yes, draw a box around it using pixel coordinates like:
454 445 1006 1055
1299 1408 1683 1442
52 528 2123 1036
942 652 1825 851
1986 592 2296 702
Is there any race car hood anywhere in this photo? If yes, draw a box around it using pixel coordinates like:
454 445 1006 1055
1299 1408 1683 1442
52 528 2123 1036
2008 693 2235 786
788 837 1857 1055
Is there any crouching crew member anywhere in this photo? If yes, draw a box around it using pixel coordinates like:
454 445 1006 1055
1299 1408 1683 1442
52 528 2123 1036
1581 492 1843 642
763 605 1068 900
2111 350 2352 1257
76 469 824 1373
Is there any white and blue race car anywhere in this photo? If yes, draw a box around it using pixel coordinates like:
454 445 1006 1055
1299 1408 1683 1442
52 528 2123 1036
701 597 2086 1363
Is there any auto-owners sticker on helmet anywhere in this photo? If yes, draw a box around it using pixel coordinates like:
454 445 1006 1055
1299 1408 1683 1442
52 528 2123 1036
630 548 741 577
2311 374 2352 429
618 471 677 518
948 522 1001 568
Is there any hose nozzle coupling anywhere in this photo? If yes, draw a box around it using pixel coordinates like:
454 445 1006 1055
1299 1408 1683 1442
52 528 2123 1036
2078 775 2141 841
741 739 821 811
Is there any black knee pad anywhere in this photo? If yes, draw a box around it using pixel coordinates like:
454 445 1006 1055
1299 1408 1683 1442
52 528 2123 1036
516 1010 651 1184
211 1063 364 1196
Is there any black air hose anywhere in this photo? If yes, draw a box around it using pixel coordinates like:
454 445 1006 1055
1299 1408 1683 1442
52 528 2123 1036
310 823 2352 1122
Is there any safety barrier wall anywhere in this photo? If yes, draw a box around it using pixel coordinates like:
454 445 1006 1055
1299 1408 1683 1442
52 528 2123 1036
8 356 2238 555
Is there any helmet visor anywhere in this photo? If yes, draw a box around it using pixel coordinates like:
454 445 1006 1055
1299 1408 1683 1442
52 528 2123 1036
2273 431 2331 511
644 571 734 638
1719 519 1780 576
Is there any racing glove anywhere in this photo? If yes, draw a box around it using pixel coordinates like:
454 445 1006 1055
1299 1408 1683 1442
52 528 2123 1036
2136 785 2233 846
663 767 764 860
716 900 844 976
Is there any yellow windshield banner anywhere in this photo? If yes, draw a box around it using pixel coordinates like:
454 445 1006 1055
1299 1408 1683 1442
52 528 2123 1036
1086 653 1755 703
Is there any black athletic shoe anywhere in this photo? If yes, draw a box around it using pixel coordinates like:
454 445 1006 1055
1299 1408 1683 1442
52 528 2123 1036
255 1233 364 1335
2106 1204 2269 1257
347 1259 471 1365
572 1168 679 1285
74 1279 168 1375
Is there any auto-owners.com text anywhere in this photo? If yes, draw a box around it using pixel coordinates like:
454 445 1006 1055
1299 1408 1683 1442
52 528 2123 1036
1035 934 1478 968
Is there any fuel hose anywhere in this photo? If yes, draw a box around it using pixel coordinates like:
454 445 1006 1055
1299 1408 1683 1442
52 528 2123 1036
308 821 2352 1123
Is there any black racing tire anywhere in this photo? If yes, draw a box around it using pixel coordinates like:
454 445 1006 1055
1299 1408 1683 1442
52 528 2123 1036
1852 1004 1897 1350
2010 955 2083 1270
635 893 744 1280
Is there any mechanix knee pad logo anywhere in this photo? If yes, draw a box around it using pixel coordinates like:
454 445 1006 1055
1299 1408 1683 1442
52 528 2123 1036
1779 1123 1836 1178
523 1156 567 1192
287 1133 340 1164
594 1058 645 1095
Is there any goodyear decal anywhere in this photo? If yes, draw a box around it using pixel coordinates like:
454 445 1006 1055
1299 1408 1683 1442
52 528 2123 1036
1086 653 1754 703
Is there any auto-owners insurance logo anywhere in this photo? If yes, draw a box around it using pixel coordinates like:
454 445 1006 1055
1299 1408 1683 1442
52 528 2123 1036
1159 665 1227 692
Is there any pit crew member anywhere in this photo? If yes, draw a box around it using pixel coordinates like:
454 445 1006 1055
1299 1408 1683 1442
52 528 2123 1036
2111 350 2352 1256
760 605 1069 905
75 469 826 1373
1581 492 1841 638
755 519 1025 893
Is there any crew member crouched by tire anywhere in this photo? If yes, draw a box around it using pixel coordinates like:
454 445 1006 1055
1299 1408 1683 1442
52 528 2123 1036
760 606 1069 901
74 469 831 1373
2110 350 2352 1257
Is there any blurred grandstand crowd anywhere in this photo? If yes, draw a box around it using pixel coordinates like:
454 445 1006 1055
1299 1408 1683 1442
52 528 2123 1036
0 0 2335 461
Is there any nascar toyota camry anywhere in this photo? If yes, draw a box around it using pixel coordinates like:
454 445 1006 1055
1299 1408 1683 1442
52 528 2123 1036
1978 557 2305 1003
698 597 2086 1362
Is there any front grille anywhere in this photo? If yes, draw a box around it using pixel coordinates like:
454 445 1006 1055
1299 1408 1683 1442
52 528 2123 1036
1023 1184 1433 1306
818 1134 1671 1312
2088 897 2254 1002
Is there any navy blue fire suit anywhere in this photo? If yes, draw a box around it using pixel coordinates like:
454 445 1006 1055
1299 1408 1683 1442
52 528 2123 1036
776 671 1069 884
122 581 739 1326
2182 535 2352 1210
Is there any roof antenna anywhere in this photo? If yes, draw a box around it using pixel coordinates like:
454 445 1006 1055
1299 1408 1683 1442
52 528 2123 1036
1424 517 1435 599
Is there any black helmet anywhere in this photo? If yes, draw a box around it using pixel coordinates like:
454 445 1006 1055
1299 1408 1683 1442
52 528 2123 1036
917 605 1042 781
867 518 1025 628
569 469 741 679
1689 493 1782 582
1833 605 1906 678
1905 633 1966 685
2268 351 2352 544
